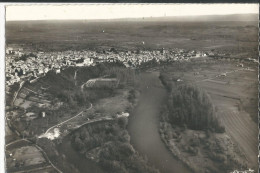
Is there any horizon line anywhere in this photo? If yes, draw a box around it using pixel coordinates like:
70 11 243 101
6 13 258 22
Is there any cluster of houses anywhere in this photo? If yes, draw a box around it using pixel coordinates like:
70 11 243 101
119 48 207 67
6 45 229 87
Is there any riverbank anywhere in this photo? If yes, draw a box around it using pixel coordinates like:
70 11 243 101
159 122 248 173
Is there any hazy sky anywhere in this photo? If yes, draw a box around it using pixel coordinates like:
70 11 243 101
6 4 259 21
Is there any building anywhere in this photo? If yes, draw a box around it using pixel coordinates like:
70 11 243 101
83 78 119 89
55 68 61 74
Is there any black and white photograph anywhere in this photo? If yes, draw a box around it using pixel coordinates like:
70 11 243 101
4 4 259 173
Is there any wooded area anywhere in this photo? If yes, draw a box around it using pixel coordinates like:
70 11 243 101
159 73 225 132
72 120 159 173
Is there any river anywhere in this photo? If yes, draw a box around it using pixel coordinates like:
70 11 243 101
127 71 190 173
58 71 190 173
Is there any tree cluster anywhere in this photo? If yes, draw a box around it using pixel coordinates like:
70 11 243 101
160 73 225 132
72 120 159 173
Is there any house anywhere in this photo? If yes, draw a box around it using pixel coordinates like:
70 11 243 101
252 59 258 63
42 112 46 118
25 112 37 120
116 112 129 118
76 63 84 67
55 68 61 74
220 73 227 77
208 52 215 57
6 47 14 54
44 67 49 74
84 58 93 65
123 62 130 68
107 58 115 63
38 68 44 74
196 53 201 57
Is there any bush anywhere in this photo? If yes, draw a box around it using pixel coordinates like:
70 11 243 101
187 146 198 155
128 89 136 103
210 152 226 163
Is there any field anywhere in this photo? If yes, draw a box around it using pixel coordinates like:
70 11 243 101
161 58 258 171
5 140 55 173
6 19 258 58
198 69 258 168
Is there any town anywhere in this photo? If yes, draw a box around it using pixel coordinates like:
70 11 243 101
6 44 214 87
7 44 258 89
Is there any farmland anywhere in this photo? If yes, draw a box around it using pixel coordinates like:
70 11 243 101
6 16 258 58
158 58 258 172
5 139 58 173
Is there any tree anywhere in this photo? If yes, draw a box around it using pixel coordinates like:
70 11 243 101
117 117 128 129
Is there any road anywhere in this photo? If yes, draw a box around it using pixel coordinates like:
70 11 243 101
12 81 25 106
11 165 53 173
128 71 190 173
39 103 115 140
197 68 244 83
43 103 92 135
74 69 78 86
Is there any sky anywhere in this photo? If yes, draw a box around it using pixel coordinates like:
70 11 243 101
5 4 259 21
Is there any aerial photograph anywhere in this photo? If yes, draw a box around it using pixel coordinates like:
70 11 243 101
4 4 258 173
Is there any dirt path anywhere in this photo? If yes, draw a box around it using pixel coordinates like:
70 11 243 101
39 103 93 140
128 71 190 173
